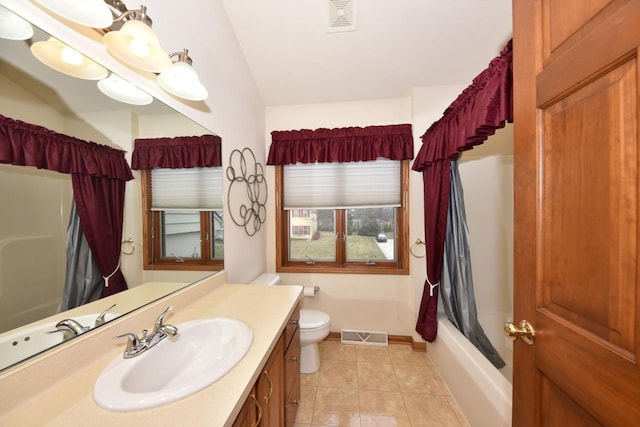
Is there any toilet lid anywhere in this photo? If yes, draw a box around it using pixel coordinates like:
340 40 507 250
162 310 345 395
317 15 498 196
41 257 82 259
299 309 330 329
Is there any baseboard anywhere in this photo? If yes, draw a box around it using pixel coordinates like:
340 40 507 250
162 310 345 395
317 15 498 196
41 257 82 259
325 331 426 352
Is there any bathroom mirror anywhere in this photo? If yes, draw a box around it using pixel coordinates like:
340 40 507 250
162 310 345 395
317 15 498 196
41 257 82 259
0 23 216 370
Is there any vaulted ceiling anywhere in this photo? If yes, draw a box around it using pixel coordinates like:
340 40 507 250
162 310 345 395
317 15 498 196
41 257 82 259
221 0 513 106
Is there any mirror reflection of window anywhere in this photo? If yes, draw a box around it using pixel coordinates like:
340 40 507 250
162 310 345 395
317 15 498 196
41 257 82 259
161 211 202 259
133 135 224 271
145 167 224 270
159 211 224 261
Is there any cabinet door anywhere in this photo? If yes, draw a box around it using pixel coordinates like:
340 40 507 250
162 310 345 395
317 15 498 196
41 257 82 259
284 327 301 427
258 335 284 426
232 386 259 427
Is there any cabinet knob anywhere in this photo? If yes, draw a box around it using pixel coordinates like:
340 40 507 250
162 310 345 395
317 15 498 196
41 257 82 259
290 356 299 362
291 399 300 405
289 319 299 325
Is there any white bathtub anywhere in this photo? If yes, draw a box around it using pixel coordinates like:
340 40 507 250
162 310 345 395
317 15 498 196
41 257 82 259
427 315 512 427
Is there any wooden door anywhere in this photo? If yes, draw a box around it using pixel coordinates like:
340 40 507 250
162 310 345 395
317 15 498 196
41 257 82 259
513 0 640 425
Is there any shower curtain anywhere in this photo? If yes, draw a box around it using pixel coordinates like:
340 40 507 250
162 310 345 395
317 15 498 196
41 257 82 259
60 201 103 312
440 159 505 368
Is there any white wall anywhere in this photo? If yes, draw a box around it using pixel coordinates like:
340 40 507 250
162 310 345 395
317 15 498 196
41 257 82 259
265 98 419 336
458 126 514 319
265 90 514 341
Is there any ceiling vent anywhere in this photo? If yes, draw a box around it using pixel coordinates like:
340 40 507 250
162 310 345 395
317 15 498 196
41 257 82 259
324 0 358 33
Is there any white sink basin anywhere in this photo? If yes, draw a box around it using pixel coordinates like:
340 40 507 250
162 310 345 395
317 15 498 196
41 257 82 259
0 313 119 371
93 317 253 411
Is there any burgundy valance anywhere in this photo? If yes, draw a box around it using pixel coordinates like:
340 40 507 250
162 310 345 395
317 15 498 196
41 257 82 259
268 123 414 165
0 114 133 181
131 134 222 170
412 40 513 172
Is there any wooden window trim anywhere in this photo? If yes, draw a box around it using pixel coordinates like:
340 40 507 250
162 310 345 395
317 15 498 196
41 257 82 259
275 160 410 275
141 170 223 271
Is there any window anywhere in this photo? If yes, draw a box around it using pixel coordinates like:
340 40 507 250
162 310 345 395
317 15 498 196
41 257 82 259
268 123 413 274
275 159 409 274
142 167 224 270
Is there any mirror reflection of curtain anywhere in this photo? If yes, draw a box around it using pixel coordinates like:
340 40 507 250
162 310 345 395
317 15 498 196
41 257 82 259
60 201 102 311
72 173 128 296
0 114 133 298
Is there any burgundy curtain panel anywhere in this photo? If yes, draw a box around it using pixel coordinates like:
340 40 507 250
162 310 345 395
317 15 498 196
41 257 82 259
267 123 414 165
72 174 128 296
131 134 222 170
412 40 513 342
0 114 134 297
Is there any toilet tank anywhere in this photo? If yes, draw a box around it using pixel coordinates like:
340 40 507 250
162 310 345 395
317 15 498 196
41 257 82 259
250 273 281 285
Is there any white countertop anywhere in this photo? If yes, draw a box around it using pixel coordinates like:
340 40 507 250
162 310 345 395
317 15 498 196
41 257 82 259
0 275 302 426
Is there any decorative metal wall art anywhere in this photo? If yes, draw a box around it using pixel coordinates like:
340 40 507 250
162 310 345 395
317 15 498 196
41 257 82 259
226 148 267 236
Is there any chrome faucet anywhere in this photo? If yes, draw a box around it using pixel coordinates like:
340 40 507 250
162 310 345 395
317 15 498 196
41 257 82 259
49 304 118 339
54 318 89 336
115 306 179 359
95 304 117 327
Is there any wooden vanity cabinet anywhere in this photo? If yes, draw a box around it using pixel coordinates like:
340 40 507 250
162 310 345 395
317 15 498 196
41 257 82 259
257 336 284 426
283 305 301 427
232 343 282 427
232 384 259 427
232 302 300 427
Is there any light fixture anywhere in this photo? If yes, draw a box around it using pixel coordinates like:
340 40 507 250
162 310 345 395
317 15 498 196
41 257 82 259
32 0 113 28
97 73 153 105
157 50 208 101
103 6 172 73
31 37 108 80
0 5 34 40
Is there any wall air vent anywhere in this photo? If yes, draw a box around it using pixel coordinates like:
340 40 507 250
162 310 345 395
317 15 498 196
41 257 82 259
324 0 358 33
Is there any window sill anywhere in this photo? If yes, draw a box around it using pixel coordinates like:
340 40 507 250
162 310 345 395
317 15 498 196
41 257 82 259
143 263 224 272
276 264 409 275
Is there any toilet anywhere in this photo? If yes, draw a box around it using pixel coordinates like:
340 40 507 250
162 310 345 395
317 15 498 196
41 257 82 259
250 274 331 373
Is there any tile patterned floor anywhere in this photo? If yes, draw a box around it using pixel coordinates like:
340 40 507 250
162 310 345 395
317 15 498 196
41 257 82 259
294 340 470 427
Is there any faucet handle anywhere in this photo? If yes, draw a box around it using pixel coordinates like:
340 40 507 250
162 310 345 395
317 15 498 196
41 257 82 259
154 306 173 331
114 332 145 358
95 304 117 327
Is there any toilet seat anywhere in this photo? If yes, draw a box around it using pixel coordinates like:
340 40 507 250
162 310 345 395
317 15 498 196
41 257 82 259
300 309 330 329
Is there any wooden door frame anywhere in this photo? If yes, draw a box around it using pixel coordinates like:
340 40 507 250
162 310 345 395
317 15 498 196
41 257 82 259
512 1 540 425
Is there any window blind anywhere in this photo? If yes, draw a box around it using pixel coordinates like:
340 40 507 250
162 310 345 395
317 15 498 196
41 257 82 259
283 159 400 209
151 167 223 211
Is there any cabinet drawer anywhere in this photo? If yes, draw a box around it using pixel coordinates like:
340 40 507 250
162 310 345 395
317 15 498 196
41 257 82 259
284 302 300 351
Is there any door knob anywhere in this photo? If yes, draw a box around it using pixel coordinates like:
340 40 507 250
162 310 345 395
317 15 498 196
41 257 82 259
504 320 536 345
